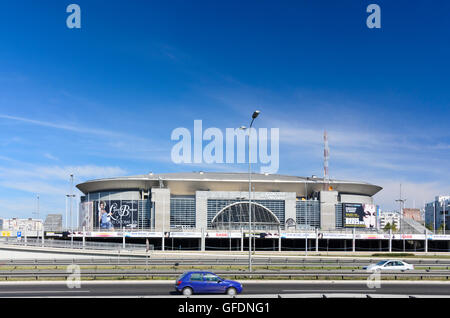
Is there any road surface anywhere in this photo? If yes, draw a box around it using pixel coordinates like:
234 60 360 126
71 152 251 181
0 281 449 297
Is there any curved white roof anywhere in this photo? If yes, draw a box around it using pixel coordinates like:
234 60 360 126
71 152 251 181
76 172 382 197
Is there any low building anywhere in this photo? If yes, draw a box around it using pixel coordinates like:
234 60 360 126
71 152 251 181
3 218 43 232
425 196 450 231
403 208 422 222
379 211 401 230
44 214 63 231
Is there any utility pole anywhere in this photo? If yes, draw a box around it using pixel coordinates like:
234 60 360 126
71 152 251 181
395 184 406 232
33 195 40 220
65 176 76 232
304 180 308 256
240 110 260 272
70 174 74 231
444 199 446 234
65 195 68 230
36 195 39 220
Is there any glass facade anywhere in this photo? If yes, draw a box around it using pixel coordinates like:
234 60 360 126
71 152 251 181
170 196 196 229
207 199 285 229
296 200 321 229
211 202 280 230
138 200 152 229
335 203 343 228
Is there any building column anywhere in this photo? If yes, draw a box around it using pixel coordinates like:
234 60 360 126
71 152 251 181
352 228 355 253
285 193 296 227
195 191 208 231
151 188 171 233
82 226 86 249
201 228 206 252
389 229 392 252
278 226 281 252
319 191 339 230
241 228 244 252
315 228 319 252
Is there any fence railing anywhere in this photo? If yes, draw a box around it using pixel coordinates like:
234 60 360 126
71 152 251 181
0 238 153 252
0 270 450 281
1 257 450 266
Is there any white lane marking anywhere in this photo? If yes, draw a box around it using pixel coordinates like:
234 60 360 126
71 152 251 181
282 289 378 293
0 290 90 294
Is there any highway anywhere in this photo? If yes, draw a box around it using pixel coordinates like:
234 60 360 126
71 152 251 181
0 281 450 297
1 248 450 297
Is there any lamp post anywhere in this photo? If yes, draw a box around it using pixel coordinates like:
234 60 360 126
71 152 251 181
434 201 436 233
304 177 313 255
240 110 260 272
69 174 74 231
444 199 446 234
36 195 39 220
66 192 76 230
159 177 166 252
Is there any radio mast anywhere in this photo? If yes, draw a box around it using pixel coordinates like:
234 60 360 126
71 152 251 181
395 184 407 230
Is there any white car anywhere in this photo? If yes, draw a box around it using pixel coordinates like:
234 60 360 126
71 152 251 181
363 260 414 271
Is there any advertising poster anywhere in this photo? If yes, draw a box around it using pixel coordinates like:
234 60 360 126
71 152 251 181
93 200 138 230
343 203 377 228
363 204 377 229
79 201 93 231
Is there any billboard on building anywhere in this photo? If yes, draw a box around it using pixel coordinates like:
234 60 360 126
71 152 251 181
343 203 377 228
93 200 138 230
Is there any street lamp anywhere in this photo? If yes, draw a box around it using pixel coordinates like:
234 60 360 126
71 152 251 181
240 110 260 272
66 193 76 230
159 176 165 251
69 174 74 231
304 178 309 256
444 200 447 234
36 195 39 220
434 201 436 233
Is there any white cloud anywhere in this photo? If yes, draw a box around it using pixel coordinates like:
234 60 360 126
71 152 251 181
44 153 59 161
0 164 127 195
36 165 127 180
0 114 122 138
0 180 67 196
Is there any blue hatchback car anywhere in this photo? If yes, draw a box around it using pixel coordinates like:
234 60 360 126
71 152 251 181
175 271 243 296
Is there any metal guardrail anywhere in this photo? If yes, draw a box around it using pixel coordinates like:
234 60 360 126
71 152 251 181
0 262 449 270
2 257 450 266
1 270 450 281
1 239 152 251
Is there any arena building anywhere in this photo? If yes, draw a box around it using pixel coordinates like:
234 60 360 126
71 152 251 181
76 172 383 233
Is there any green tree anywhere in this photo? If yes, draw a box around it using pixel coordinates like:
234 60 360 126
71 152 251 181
391 222 398 232
384 222 398 232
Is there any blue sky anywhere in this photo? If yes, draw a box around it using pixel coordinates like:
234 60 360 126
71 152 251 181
0 0 449 223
